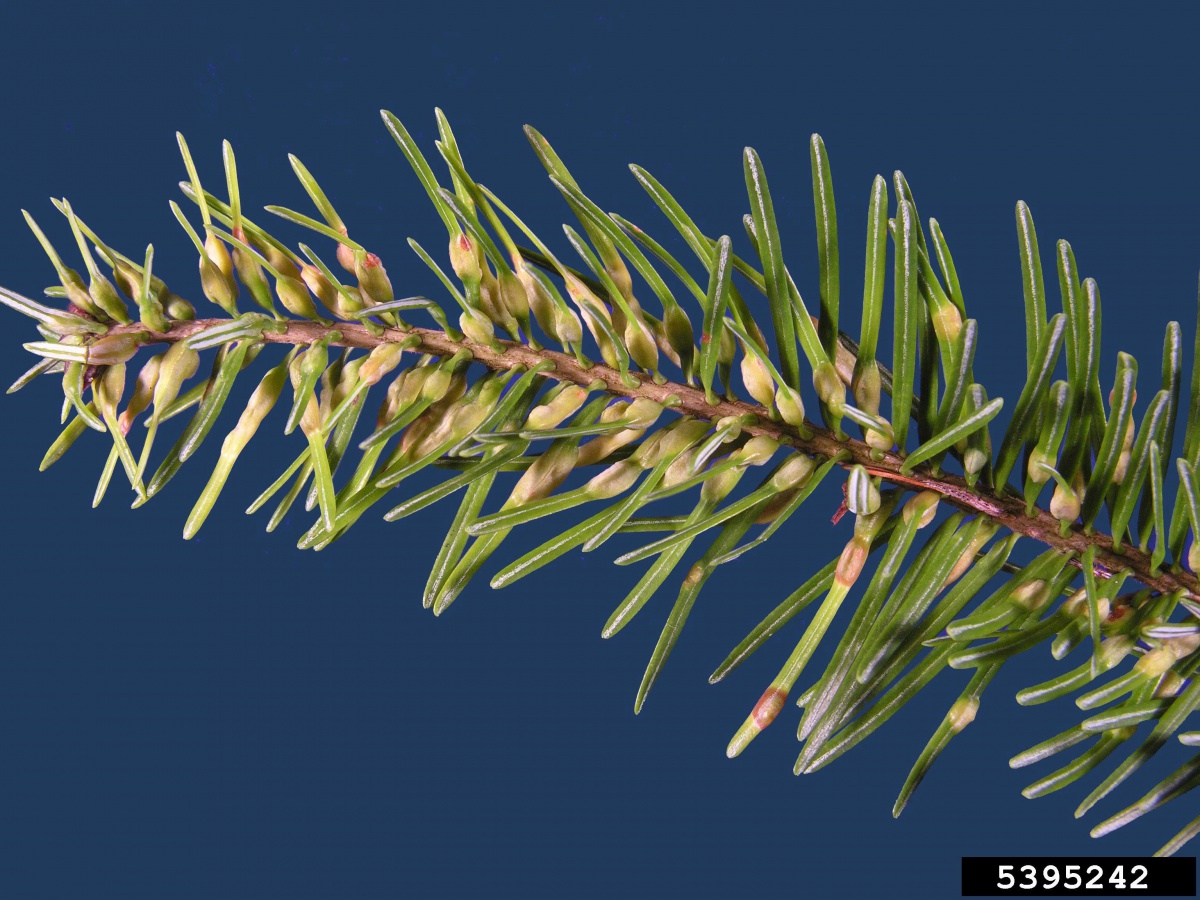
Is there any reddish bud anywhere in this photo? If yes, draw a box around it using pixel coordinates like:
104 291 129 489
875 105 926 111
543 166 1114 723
752 687 787 730
448 232 481 284
354 251 394 305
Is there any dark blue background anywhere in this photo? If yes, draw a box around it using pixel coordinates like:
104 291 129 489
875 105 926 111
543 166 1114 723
1 3 1198 897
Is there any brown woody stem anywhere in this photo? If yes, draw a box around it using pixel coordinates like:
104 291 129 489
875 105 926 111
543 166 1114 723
105 317 1200 601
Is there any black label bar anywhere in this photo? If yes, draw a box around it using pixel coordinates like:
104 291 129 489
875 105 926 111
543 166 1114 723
962 857 1196 896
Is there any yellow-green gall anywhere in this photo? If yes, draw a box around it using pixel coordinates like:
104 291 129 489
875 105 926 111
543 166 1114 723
118 355 162 434
624 318 659 373
734 435 779 467
525 385 589 431
354 251 394 305
653 420 710 463
300 263 339 313
813 361 845 415
511 444 579 506
946 697 978 733
335 227 356 274
942 521 1000 587
448 232 481 284
204 231 234 279
263 242 301 281
701 464 743 504
1134 646 1178 679
554 304 583 345
663 305 695 378
740 352 775 408
460 308 496 345
1026 449 1054 484
1050 479 1081 523
623 398 664 430
586 460 641 499
902 490 941 528
663 448 699 488
1010 579 1049 612
852 361 881 417
497 268 530 321
963 448 988 476
770 453 816 492
359 343 407 386
774 384 806 428
575 401 640 467
932 302 963 347
275 275 321 320
835 536 869 587
87 270 130 324
93 361 127 419
1155 671 1185 699
86 332 143 366
864 419 894 453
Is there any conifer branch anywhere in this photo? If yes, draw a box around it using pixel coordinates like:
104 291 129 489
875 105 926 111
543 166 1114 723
96 315 1200 603
8 107 1200 855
